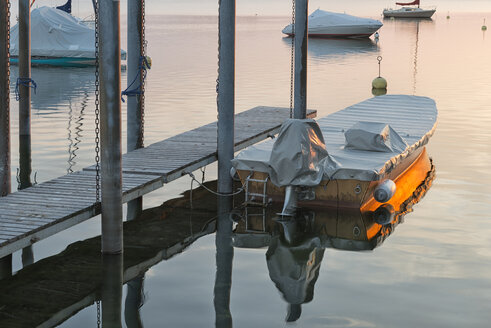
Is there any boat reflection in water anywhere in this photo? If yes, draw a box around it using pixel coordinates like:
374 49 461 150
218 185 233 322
283 37 378 61
231 153 435 322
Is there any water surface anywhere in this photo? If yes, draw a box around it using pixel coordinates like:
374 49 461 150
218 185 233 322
4 7 491 328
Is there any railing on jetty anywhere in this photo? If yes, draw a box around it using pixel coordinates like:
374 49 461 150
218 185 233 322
0 107 316 258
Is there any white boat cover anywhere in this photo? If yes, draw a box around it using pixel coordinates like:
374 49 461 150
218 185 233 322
282 9 382 35
10 6 95 58
231 95 437 184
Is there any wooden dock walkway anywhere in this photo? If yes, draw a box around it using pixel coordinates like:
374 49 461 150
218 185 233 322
0 106 316 258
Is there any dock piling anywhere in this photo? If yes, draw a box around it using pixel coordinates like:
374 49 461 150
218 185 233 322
217 0 236 195
293 0 308 119
0 0 11 198
18 0 32 189
0 0 12 277
126 0 144 221
99 0 123 254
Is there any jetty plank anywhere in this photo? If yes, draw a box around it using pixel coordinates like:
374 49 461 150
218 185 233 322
0 107 316 258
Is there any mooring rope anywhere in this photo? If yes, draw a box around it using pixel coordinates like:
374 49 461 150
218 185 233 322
14 77 37 101
186 172 245 197
121 56 150 102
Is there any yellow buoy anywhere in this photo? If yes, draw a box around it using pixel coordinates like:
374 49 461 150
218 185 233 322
483 18 487 31
372 56 387 92
372 77 388 89
372 87 387 97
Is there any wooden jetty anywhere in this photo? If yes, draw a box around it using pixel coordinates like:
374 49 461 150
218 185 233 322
0 181 224 328
0 107 316 258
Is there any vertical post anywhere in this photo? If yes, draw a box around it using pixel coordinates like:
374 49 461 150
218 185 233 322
0 0 11 197
217 0 236 195
99 0 123 254
214 196 234 328
126 0 144 221
293 0 308 119
19 0 32 189
101 254 123 327
0 1 12 278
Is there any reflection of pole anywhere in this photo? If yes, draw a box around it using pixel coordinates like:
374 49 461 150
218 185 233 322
124 274 145 328
412 21 419 95
217 0 236 196
126 0 144 221
19 0 32 190
102 254 123 327
99 0 123 254
293 0 308 119
214 196 234 328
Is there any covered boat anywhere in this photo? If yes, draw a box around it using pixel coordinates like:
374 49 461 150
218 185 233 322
383 0 436 18
10 6 125 67
282 9 383 38
231 95 437 213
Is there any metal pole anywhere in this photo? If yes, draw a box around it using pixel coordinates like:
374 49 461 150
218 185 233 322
126 0 144 221
101 254 123 327
217 0 236 195
99 0 123 254
0 0 11 198
19 0 32 189
214 196 234 328
293 0 308 119
0 2 12 276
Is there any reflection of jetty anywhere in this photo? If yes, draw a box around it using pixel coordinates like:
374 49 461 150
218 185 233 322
0 182 221 327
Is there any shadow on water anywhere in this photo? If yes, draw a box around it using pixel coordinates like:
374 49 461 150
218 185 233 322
0 154 434 326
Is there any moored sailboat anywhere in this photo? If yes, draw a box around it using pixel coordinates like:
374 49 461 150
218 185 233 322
383 0 436 19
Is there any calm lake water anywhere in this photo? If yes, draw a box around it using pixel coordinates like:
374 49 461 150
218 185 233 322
4 3 491 328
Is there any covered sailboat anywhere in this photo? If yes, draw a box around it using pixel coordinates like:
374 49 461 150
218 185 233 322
282 9 382 39
383 0 436 18
10 3 125 67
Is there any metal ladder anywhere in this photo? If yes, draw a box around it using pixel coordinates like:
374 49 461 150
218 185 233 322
244 175 269 206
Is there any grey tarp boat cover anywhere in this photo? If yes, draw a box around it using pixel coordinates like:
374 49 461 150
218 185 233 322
231 95 437 185
10 7 95 58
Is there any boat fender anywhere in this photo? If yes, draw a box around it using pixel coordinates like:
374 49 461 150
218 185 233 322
373 203 395 225
229 167 240 181
374 179 396 203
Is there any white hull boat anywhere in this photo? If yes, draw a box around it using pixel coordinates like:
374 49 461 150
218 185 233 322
282 9 383 39
383 0 436 18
